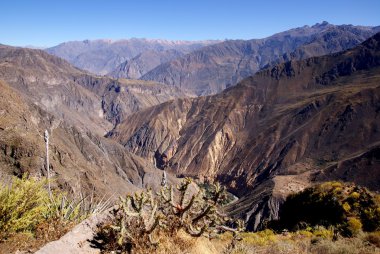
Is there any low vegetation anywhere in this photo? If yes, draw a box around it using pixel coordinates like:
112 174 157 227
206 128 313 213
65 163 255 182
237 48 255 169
270 181 380 236
1 176 379 254
0 174 108 253
92 180 380 254
226 228 380 254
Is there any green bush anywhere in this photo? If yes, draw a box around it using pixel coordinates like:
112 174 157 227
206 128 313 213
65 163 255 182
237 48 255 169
270 182 380 235
0 176 50 235
0 175 107 239
346 218 362 236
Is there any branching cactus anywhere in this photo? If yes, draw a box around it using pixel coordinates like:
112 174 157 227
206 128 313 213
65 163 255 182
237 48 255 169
97 178 244 252
110 189 162 249
157 178 231 237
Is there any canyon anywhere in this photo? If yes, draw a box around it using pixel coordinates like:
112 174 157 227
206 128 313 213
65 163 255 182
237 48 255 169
108 33 380 229
0 23 379 231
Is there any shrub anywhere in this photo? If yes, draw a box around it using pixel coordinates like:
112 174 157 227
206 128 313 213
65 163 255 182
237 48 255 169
240 230 277 246
271 182 380 235
312 226 334 239
350 192 360 199
0 174 108 246
343 202 351 212
273 185 345 230
297 230 313 238
0 175 50 236
346 218 362 236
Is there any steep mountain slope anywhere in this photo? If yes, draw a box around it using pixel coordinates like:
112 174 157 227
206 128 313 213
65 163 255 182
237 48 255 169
0 80 170 198
46 39 220 75
141 22 380 95
0 45 186 198
109 49 184 79
0 44 110 135
108 33 380 230
0 45 191 131
74 76 192 125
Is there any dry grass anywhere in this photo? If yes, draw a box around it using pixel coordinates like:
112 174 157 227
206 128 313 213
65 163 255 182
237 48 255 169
106 229 379 254
222 230 380 254
0 219 75 254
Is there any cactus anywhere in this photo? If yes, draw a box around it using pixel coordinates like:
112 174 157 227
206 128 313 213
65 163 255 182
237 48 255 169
97 178 244 252
114 189 161 248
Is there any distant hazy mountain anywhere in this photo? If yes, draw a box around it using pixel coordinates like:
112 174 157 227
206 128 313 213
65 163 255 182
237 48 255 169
141 22 380 95
108 49 184 79
46 39 220 75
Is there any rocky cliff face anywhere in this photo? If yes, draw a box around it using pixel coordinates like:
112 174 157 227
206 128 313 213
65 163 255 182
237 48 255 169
0 44 110 135
141 22 380 95
108 33 380 229
0 80 172 198
46 39 220 75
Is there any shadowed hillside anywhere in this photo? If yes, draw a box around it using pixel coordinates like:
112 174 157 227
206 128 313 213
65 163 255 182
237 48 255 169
0 45 185 199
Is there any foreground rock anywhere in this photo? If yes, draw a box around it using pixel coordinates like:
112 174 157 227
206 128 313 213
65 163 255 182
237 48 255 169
35 212 110 254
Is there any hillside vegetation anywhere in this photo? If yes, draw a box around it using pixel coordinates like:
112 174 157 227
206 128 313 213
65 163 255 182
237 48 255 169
271 181 380 236
1 175 379 254
92 181 380 254
0 175 107 253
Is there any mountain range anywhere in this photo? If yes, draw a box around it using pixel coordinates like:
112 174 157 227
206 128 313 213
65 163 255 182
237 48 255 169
1 22 379 232
46 39 220 75
107 32 380 230
108 49 185 79
140 22 380 95
46 22 380 96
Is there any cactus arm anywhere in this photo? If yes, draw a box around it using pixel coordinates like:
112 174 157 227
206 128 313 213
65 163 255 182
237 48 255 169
186 224 207 237
181 194 196 215
145 216 160 234
145 202 158 229
192 205 212 224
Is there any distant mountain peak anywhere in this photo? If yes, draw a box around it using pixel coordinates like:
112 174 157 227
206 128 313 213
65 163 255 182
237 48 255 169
312 21 330 27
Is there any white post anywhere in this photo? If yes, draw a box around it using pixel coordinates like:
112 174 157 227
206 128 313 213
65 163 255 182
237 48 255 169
44 130 51 197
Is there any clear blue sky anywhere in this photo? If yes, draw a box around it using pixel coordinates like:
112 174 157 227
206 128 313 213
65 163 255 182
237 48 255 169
1 0 379 47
